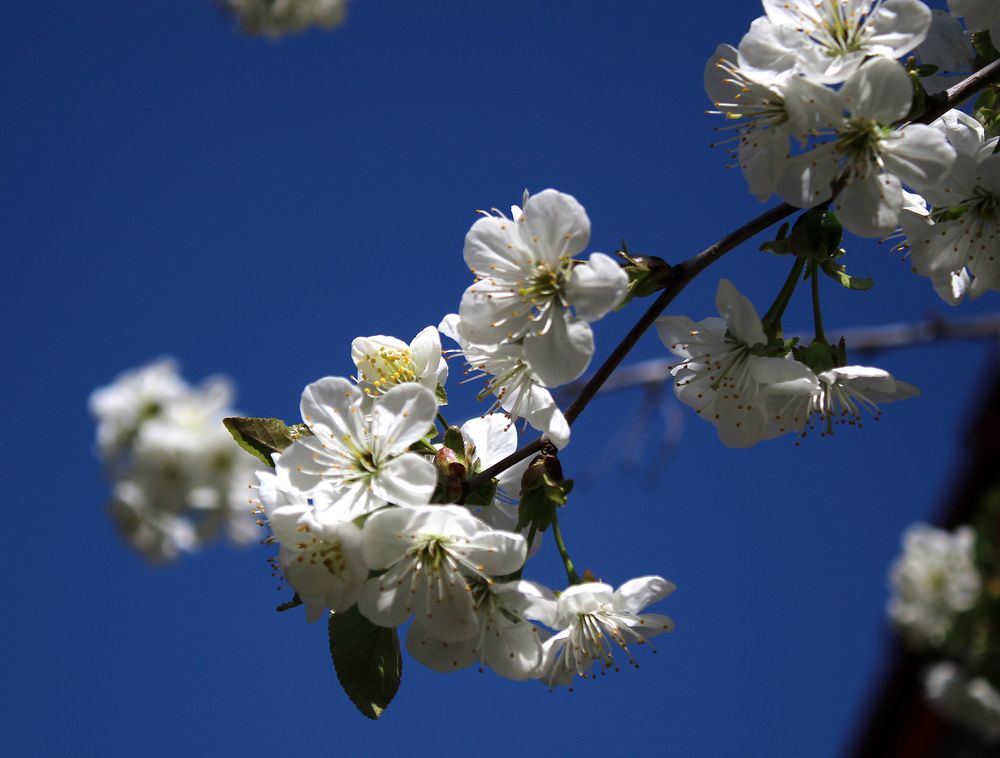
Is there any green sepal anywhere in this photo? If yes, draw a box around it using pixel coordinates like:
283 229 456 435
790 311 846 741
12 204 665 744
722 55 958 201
443 426 465 456
915 63 939 77
222 417 312 468
615 243 672 307
792 340 838 374
972 30 999 65
328 606 402 721
905 66 929 122
515 452 570 534
463 478 498 508
434 383 449 405
823 262 873 291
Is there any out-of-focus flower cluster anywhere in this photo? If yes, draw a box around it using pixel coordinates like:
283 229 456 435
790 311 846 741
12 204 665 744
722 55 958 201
221 0 347 38
90 359 259 562
888 522 1000 744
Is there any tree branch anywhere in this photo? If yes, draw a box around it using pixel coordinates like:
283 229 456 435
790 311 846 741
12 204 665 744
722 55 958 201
465 60 1000 489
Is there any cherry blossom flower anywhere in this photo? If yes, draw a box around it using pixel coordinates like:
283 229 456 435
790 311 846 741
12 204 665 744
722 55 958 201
888 524 981 647
765 365 919 439
898 190 972 305
657 279 818 448
357 505 527 642
458 189 627 387
903 110 1000 298
276 377 438 523
536 576 675 688
406 579 554 680
264 493 367 623
704 43 853 201
739 0 932 85
775 58 956 237
457 414 532 533
440 314 570 448
351 326 447 397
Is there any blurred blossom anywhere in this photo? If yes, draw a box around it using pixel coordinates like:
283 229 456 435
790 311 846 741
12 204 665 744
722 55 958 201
221 0 347 38
90 359 259 562
887 524 981 647
924 661 1000 743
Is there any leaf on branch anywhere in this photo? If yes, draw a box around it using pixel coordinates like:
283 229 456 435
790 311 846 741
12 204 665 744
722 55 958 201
222 417 311 468
827 267 873 291
434 383 449 405
328 606 402 720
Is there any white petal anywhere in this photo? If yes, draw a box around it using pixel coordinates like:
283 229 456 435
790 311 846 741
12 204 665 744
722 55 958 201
463 213 531 278
518 189 590 267
369 453 437 508
522 316 594 387
841 58 912 124
565 252 628 321
300 376 365 444
867 0 933 58
370 383 438 456
461 414 517 469
835 173 903 238
613 575 676 614
883 124 957 193
406 622 476 672
776 143 841 208
715 279 766 346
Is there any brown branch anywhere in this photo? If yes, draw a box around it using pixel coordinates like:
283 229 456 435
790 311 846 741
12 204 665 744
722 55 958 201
465 60 1000 489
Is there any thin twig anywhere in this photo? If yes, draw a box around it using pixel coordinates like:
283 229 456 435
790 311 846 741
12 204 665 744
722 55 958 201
465 61 1000 489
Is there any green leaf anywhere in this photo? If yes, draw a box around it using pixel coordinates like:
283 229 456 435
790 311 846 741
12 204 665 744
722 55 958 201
828 268 873 291
328 606 402 720
434 383 448 405
222 417 311 468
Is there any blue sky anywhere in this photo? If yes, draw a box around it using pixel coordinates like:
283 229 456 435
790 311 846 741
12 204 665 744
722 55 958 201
4 1 998 756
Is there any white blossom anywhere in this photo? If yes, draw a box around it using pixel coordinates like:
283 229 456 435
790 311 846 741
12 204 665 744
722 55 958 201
457 414 531 534
765 365 919 438
536 576 675 688
89 358 187 459
222 0 347 38
903 110 1000 298
888 524 981 647
440 313 570 449
739 0 933 85
656 279 819 448
704 44 835 200
262 478 367 623
898 189 972 304
277 377 439 524
351 326 447 397
458 189 627 387
776 57 956 237
407 579 553 680
924 662 1000 744
357 505 527 642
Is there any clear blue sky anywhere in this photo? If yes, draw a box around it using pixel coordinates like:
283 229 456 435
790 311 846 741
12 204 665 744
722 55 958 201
4 1 997 756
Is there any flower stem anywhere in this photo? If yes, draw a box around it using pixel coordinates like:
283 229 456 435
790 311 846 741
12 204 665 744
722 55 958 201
810 261 827 343
551 511 581 585
762 257 806 330
436 411 450 432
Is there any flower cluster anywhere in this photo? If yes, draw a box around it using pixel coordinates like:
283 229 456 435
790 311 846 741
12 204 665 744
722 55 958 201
704 1 1000 297
220 0 347 38
657 279 918 447
887 521 1000 743
254 309 674 685
89 359 260 562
